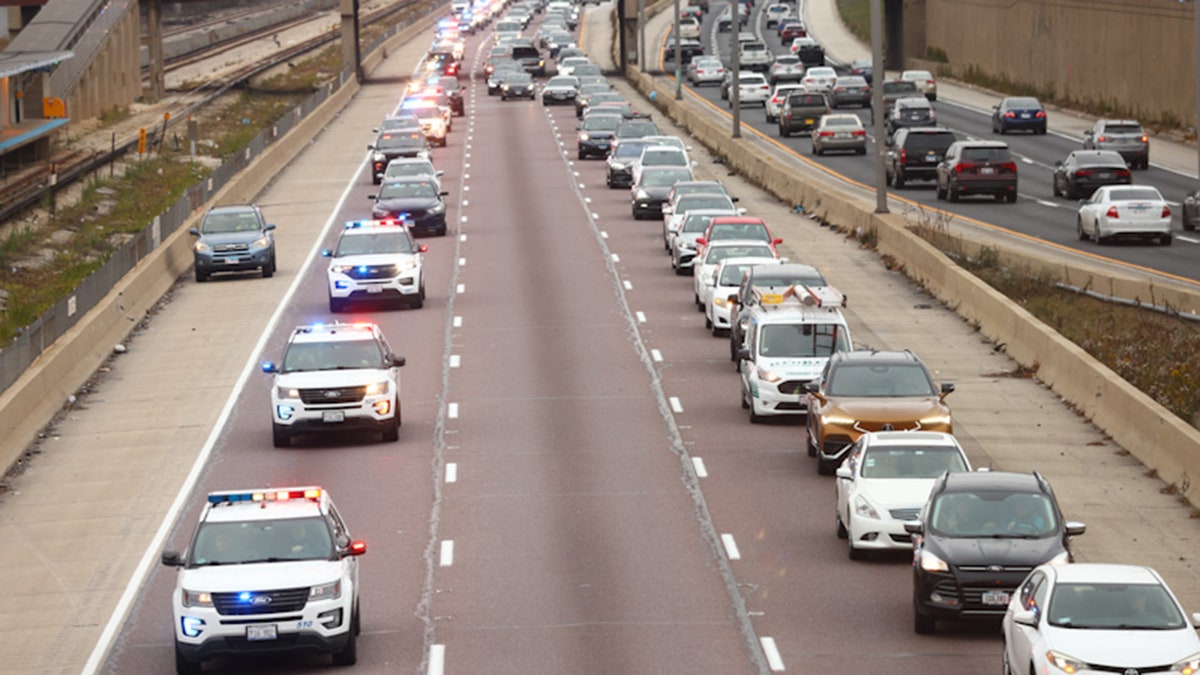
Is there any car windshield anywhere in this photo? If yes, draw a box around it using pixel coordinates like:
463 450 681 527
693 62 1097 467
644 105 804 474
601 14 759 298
860 447 968 479
751 271 826 288
905 132 955 151
718 263 756 286
674 183 726 198
385 162 436 179
824 117 859 128
705 244 773 263
507 73 533 84
1074 153 1123 167
1104 123 1144 134
547 76 577 88
283 338 387 372
614 142 651 158
681 214 719 233
334 230 418 256
375 132 425 150
642 168 693 187
191 517 334 565
379 181 439 199
928 492 1058 538
408 106 442 120
583 115 621 131
827 363 937 397
617 121 659 138
758 322 849 358
380 116 420 131
642 149 687 166
709 223 769 242
574 64 603 76
790 95 826 106
1107 187 1162 202
1007 97 1041 108
201 211 261 234
1047 583 1186 630
884 81 918 92
838 77 867 87
676 195 733 213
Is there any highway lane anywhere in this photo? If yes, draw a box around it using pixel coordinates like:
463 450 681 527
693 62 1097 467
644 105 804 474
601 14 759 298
663 4 1200 283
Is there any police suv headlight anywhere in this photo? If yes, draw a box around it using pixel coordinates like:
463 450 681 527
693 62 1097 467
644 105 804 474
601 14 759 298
309 580 342 601
714 297 729 307
182 589 214 608
364 380 390 396
372 152 385 163
277 386 300 399
329 264 354 274
193 241 212 254
853 494 880 520
756 367 781 383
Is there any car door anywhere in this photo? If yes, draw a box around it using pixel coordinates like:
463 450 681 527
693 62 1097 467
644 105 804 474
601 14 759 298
739 321 759 392
806 360 834 453
1007 571 1047 667
835 438 865 524
937 143 959 188
1080 189 1103 233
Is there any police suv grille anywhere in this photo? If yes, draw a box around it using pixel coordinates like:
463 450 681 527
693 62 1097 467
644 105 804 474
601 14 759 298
299 386 367 404
347 264 399 280
776 380 808 395
214 243 250 253
213 587 309 615
889 507 921 521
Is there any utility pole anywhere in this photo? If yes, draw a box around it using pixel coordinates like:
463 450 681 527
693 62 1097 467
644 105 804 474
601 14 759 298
870 0 887 213
674 0 682 98
731 2 741 138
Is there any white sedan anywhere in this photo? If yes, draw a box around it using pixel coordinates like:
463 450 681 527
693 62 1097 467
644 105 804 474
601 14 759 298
1002 563 1200 675
766 82 806 123
835 431 971 560
692 239 779 309
1077 185 1173 245
801 66 837 94
704 257 779 336
731 72 770 108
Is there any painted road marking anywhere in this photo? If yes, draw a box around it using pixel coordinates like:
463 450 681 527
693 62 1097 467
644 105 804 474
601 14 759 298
636 311 646 323
428 645 445 675
623 280 633 290
651 349 663 362
457 283 466 294
440 540 454 567
446 463 457 483
450 355 461 368
692 457 708 477
611 253 620 262
460 234 468 242
601 231 609 239
721 533 741 560
760 637 785 671
669 396 683 413
458 257 467 266
461 215 468 223
448 403 459 419
453 316 463 328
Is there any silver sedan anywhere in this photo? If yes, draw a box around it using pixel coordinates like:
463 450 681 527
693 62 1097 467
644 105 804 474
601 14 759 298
812 114 867 156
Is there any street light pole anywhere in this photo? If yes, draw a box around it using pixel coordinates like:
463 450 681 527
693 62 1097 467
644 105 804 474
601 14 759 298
731 1 741 138
639 0 646 70
870 0 887 213
1194 0 1199 181
674 0 683 99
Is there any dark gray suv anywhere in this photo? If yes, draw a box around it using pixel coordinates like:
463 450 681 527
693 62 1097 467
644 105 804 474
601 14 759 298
189 204 276 282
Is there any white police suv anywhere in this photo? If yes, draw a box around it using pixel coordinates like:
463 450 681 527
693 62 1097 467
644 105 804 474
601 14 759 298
737 284 853 422
323 219 427 312
161 487 365 673
262 322 405 447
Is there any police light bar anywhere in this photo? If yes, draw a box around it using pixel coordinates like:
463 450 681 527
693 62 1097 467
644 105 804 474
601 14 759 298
207 487 322 504
344 219 410 229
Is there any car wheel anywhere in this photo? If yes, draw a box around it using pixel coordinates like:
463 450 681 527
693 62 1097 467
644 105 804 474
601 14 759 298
1161 233 1173 246
847 537 866 560
812 143 820 156
704 314 712 329
1184 216 1196 232
175 641 202 675
578 151 585 160
1001 647 1013 675
749 402 763 424
935 181 946 200
740 388 749 409
893 171 905 189
331 616 358 665
262 256 275 278
1066 183 1078 200
1076 218 1088 241
835 512 847 539
857 147 866 155
412 285 425 309
913 605 936 635
817 455 835 475
272 424 291 448
382 408 400 442
1051 179 1060 197
194 268 209 283
1006 190 1017 203
330 297 346 313
711 322 722 338
947 180 960 202
779 125 789 138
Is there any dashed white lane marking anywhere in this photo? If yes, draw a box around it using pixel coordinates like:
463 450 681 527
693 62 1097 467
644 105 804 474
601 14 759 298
428 645 446 675
651 349 663 362
465 162 470 169
449 355 461 368
721 534 741 560
1020 157 1034 164
460 234 468 242
446 463 457 483
464 185 470 192
1035 199 1058 208
1179 235 1200 244
600 230 608 238
622 280 633 290
458 257 467 266
635 311 646 323
611 253 620 262
457 283 466 294
448 403 459 419
760 637 786 672
584 196 592 203
439 540 454 567
464 173 470 179
461 215 468 223
573 171 581 177
463 199 469 207
692 457 708 477
669 396 683 413
591 213 600 219
579 184 586 189
453 316 463 328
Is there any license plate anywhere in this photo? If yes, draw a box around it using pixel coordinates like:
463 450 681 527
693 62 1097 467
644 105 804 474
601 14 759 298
927 154 941 162
805 118 814 125
1098 172 1112 179
981 591 1010 606
1021 113 1031 119
835 133 849 139
225 258 240 264
323 411 345 423
247 625 277 641
366 285 383 294
980 167 996 175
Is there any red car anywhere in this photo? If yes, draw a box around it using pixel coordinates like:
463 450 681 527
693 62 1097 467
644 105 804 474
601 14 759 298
778 21 806 41
695 216 783 260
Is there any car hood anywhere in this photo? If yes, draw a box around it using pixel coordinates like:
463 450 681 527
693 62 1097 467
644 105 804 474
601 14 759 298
198 231 266 245
180 560 342 592
826 397 948 428
857 478 937 510
639 185 673 198
930 534 1063 568
276 369 392 389
1041 625 1200 667
373 197 441 212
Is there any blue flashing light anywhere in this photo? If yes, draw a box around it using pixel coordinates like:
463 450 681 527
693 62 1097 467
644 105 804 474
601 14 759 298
277 404 294 420
181 616 205 638
334 281 351 290
239 592 252 602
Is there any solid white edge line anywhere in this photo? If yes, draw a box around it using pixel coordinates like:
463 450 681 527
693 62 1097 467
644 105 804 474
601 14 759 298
445 463 457 483
440 540 454 567
692 456 708 478
80 151 372 675
669 396 683 413
760 637 786 671
428 644 446 675
721 533 741 560
448 402 459 419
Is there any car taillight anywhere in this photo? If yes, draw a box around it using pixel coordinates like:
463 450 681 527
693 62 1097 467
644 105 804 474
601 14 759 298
899 148 907 164
818 131 834 137
772 95 782 104
1106 206 1120 218
1035 111 1046 118
833 87 845 92
999 162 1018 173
1097 136 1110 142
1116 169 1131 177
851 130 866 136
955 162 975 173
1162 205 1172 218
1074 170 1093 177
1004 111 1016 118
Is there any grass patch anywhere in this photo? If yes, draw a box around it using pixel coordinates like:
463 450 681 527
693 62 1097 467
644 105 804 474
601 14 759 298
837 0 871 44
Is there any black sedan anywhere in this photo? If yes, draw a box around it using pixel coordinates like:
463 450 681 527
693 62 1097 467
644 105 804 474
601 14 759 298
368 178 450 236
1051 150 1131 200
500 72 536 100
576 112 622 159
631 166 695 220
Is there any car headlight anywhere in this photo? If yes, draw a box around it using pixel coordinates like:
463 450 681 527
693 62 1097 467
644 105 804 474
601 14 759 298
756 367 781 383
501 84 510 90
277 385 300 399
193 241 212 254
1046 651 1088 674
579 132 590 141
919 413 952 427
1046 550 1070 565
1171 652 1200 675
429 203 446 215
853 494 880 520
181 589 213 608
610 162 626 170
919 549 949 573
364 380 390 396
821 414 855 427
309 580 342 601
251 235 270 249
330 264 354 274
635 189 649 200
714 297 729 307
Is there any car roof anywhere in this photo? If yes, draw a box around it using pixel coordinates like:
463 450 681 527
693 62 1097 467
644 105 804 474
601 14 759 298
1098 118 1142 126
1046 563 1163 585
718 255 778 269
939 470 1044 494
863 430 961 447
206 204 257 216
204 498 323 523
709 216 765 225
707 238 773 248
952 140 1009 149
289 322 381 345
750 262 820 278
831 349 921 367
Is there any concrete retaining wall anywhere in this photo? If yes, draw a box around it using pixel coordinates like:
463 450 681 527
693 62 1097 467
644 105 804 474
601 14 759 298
624 63 1200 504
0 8 443 478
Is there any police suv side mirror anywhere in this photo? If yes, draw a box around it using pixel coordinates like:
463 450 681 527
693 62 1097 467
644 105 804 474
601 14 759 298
418 244 429 253
321 249 333 257
161 550 183 567
1065 521 1087 537
391 355 407 367
727 293 738 304
440 191 450 197
903 521 924 535
367 145 376 151
803 381 819 394
340 539 368 557
261 361 278 374
367 194 377 200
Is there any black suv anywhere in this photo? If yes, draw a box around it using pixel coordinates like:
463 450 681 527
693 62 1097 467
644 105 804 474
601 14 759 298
509 42 546 76
728 263 827 363
885 127 956 188
189 204 276 282
905 471 1086 634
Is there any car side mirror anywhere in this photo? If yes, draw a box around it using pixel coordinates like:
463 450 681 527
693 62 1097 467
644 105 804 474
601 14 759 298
772 238 783 245
161 550 183 567
367 145 376 151
372 128 380 134
803 381 819 393
1064 521 1087 537
392 355 407 368
188 227 200 236
903 521 923 535
264 223 277 231
940 382 955 396
779 257 789 263
437 170 445 176
341 540 368 557
1084 130 1093 137
737 347 751 361
727 293 738 304
440 191 450 197
261 361 278 373
696 238 707 245
1192 612 1200 628
730 196 740 202
321 248 332 257
835 466 852 480
1012 609 1038 627
418 244 429 253
1054 160 1062 167
367 194 377 200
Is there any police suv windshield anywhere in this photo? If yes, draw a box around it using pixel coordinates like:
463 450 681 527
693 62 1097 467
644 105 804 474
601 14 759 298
191 517 334 565
282 339 387 372
334 231 418 256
